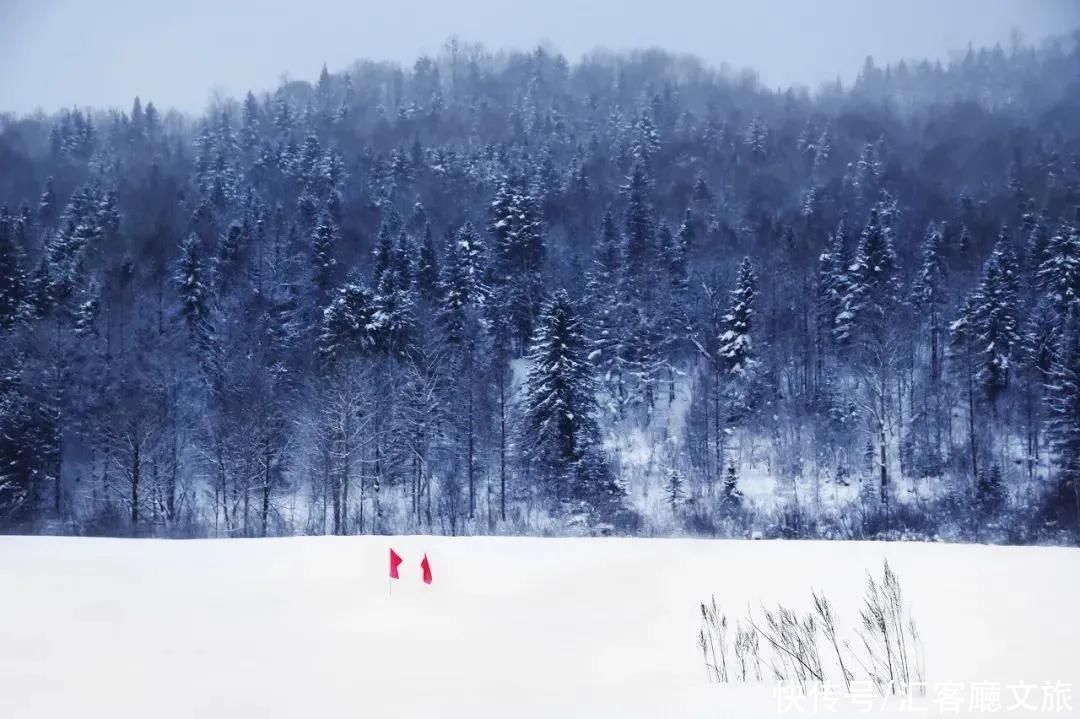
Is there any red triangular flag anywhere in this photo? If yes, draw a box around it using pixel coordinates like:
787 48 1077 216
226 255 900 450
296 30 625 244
420 554 432 584
389 548 403 579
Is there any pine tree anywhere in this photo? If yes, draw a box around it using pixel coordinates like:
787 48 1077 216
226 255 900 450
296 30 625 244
489 176 546 348
438 222 487 345
240 91 260 154
836 204 901 345
744 116 769 161
371 227 416 355
656 220 690 393
633 109 661 162
37 178 57 227
949 292 982 482
817 218 850 354
676 208 696 262
311 213 338 304
718 257 757 376
523 290 603 504
175 233 210 342
1038 216 1080 318
585 208 626 411
913 221 948 383
317 282 380 362
976 462 1006 514
665 468 685 511
416 223 439 304
840 198 903 510
972 232 1020 409
720 464 743 514
0 209 26 329
0 357 55 529
622 162 655 283
1046 314 1080 526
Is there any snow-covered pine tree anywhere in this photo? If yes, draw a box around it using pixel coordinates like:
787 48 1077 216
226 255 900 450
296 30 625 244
436 222 489 521
175 233 210 342
310 212 338 306
972 231 1020 411
416 222 440 305
913 221 948 382
744 116 769 162
657 220 690 402
665 468 685 511
1038 215 1080 318
585 208 630 414
317 282 380 362
839 198 904 510
523 289 605 506
489 175 545 349
718 257 757 377
949 291 982 482
37 178 57 228
622 161 655 284
676 208 696 263
239 92 260 155
1045 313 1080 527
835 204 901 345
0 208 27 329
720 464 743 514
633 109 661 163
976 462 1006 514
817 218 850 357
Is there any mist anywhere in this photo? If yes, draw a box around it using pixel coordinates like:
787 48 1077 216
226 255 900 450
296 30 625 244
1 0 1077 115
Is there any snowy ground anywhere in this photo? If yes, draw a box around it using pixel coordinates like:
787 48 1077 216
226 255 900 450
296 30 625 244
0 536 1077 718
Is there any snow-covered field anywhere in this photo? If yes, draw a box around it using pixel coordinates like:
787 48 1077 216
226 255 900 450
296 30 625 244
0 536 1076 718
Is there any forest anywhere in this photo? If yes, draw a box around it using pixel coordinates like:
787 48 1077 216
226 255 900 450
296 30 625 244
1 34 1079 543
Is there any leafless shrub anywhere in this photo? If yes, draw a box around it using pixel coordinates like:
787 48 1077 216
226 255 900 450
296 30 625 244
697 559 924 695
849 559 925 695
698 596 729 682
747 603 824 690
733 620 762 682
814 590 853 692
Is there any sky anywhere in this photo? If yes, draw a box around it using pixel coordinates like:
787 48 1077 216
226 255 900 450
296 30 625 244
1 0 1078 115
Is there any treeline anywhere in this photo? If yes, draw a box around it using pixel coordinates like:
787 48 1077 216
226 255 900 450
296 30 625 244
0 35 1079 542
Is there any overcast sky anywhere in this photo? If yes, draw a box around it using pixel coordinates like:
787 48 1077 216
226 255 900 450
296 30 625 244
1 0 1077 115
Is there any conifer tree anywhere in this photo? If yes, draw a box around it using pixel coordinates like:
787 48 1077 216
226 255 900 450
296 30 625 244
817 218 850 357
913 222 948 382
0 209 26 329
416 223 440 305
175 233 210 342
721 464 743 514
972 232 1020 410
836 205 901 345
489 176 546 349
949 292 982 482
976 462 1006 514
311 213 338 305
622 162 655 284
1038 216 1080 318
317 282 380 362
1046 314 1080 526
523 290 603 504
665 468 685 511
718 257 757 377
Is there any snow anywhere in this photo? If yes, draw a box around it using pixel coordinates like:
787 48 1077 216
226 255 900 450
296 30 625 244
0 536 1076 718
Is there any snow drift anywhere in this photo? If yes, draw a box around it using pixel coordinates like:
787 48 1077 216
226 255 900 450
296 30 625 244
0 536 1076 718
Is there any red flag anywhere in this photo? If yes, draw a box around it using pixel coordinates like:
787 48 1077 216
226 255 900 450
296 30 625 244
420 554 432 584
389 548 403 579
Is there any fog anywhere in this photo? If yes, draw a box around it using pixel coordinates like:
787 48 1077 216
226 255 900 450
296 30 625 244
1 0 1077 114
